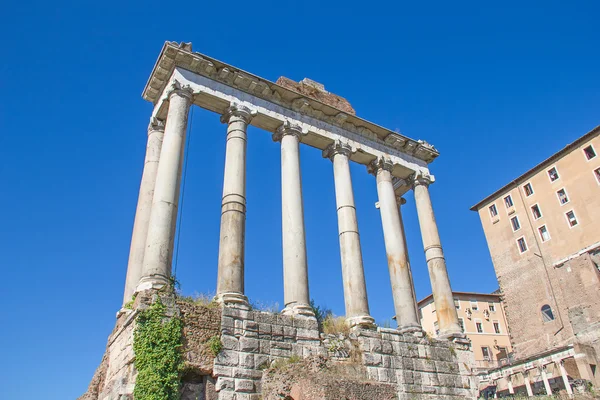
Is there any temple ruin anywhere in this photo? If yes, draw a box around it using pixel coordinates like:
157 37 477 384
81 41 477 400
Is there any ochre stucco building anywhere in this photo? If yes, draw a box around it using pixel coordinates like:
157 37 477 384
419 292 512 373
471 125 600 394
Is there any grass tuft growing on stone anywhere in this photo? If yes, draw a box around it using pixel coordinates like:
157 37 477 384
322 315 350 335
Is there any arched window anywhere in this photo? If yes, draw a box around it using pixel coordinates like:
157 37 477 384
541 305 555 322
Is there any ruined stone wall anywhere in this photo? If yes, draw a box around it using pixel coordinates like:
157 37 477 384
556 253 600 356
213 306 477 400
79 292 221 400
81 299 477 400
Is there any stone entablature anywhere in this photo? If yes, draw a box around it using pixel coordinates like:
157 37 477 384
143 41 439 171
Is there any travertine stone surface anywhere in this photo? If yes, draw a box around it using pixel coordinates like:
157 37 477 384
213 306 476 400
412 172 462 337
275 76 356 115
137 82 193 291
123 117 165 305
215 103 256 307
323 141 374 328
369 158 421 332
82 300 476 400
272 122 314 317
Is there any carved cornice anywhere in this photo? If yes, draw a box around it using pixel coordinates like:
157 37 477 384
165 80 194 102
322 140 354 160
272 120 308 142
148 117 166 133
411 171 435 188
367 157 394 176
142 41 440 164
220 102 257 124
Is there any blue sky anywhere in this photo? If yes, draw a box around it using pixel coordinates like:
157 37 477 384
1 1 598 398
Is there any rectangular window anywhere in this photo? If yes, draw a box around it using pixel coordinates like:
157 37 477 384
523 183 534 196
510 216 521 231
566 210 578 227
454 299 460 309
493 321 501 334
476 320 484 333
531 204 542 220
557 189 569 205
470 301 479 311
595 168 600 184
517 237 528 253
548 167 560 182
458 318 465 332
539 225 551 242
584 145 596 160
433 321 439 336
482 346 491 360
489 204 498 218
488 303 496 312
504 195 514 208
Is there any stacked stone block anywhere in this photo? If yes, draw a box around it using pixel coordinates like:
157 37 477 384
213 306 476 400
213 307 324 400
356 328 475 399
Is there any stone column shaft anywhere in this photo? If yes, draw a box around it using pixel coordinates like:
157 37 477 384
273 122 313 317
122 118 165 305
558 361 573 397
216 104 255 306
507 378 514 394
524 373 534 397
137 82 192 291
413 173 462 337
369 158 420 332
324 142 374 327
541 367 553 396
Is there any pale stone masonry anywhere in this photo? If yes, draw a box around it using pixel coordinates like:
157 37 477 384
83 41 481 399
212 307 476 400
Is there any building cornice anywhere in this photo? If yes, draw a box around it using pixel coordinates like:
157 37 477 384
142 41 440 164
417 291 502 306
470 124 600 211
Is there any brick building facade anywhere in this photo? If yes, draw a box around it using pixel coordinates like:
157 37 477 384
471 125 600 392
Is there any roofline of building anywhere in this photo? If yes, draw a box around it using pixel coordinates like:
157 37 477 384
417 291 501 306
469 125 600 211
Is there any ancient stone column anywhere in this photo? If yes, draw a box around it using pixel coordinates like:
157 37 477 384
368 158 421 333
558 360 573 397
412 172 462 338
215 103 256 307
523 371 534 397
507 376 515 395
541 366 553 395
137 81 193 291
272 121 314 317
397 196 421 325
122 117 165 305
323 141 374 328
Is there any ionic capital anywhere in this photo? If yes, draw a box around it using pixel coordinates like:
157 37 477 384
322 140 354 160
166 80 194 102
148 117 166 134
220 102 257 124
272 120 308 142
411 171 435 188
367 157 393 176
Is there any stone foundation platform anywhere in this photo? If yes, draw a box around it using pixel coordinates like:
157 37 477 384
80 293 477 399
